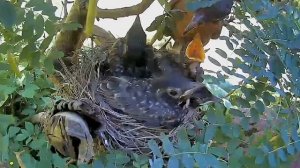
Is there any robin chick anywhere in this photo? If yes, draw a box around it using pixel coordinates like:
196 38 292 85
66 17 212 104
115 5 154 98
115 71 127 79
123 15 154 77
95 55 214 128
101 15 154 78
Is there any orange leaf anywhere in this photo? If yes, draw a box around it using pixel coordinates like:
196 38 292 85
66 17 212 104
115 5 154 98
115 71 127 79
185 33 205 63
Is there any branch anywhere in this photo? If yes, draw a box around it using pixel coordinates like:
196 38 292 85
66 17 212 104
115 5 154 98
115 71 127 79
96 0 154 19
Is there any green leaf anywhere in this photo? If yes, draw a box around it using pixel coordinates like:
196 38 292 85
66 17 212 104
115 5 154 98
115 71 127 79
241 86 257 102
34 14 45 40
36 146 53 168
26 0 58 19
22 107 36 116
19 152 37 167
207 107 225 125
287 144 295 155
30 138 46 150
20 44 36 62
181 154 194 168
15 133 28 141
45 19 56 35
25 122 34 135
194 154 220 168
236 97 251 108
177 129 191 151
254 100 265 113
44 50 64 74
52 153 67 168
22 10 35 40
111 151 130 165
20 84 39 98
0 0 16 27
262 92 276 104
208 147 227 158
204 83 228 98
231 147 243 159
39 36 54 52
267 152 277 167
0 134 9 153
277 148 287 162
255 151 265 165
227 138 240 154
158 0 169 10
226 39 234 50
0 114 16 134
204 125 217 143
150 158 163 168
92 159 104 168
132 153 149 168
240 117 250 131
148 140 162 157
215 48 227 58
167 157 179 168
221 124 240 138
0 85 17 96
0 63 10 70
25 136 32 145
229 109 245 117
160 133 175 155
250 108 260 123
8 126 20 138
291 128 300 141
223 99 233 109
208 56 221 66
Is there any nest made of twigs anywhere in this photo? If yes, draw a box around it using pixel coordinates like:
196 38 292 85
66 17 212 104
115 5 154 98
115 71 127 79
53 42 206 155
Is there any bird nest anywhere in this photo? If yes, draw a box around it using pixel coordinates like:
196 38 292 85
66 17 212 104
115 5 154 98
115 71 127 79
43 41 214 162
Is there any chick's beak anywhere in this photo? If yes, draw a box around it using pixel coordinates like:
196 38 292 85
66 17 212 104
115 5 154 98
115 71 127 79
179 84 220 108
185 33 206 63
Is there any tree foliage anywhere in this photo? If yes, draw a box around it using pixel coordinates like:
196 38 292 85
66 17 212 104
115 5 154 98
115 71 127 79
0 0 300 167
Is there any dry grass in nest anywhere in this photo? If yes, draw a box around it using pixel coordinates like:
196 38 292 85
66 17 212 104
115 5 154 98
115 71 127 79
51 44 206 155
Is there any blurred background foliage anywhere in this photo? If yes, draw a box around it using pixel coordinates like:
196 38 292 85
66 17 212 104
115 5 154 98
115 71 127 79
0 0 300 167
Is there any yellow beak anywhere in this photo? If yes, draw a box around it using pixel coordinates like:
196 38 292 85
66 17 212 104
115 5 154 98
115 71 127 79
185 33 205 63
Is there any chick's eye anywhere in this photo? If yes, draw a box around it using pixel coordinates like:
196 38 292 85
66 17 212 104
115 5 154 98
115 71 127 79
167 88 182 98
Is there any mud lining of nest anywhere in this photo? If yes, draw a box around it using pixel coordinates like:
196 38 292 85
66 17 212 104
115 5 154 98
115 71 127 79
55 45 204 154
